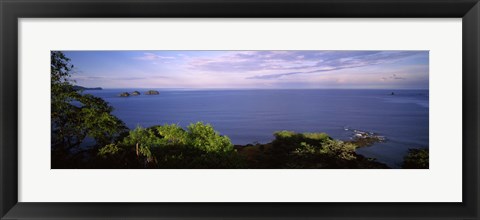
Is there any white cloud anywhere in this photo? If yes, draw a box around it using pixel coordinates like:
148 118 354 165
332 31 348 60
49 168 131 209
134 53 175 61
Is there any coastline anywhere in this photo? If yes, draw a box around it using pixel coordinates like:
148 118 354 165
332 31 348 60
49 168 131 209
82 88 429 167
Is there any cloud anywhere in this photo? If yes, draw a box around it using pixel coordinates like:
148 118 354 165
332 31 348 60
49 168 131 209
69 50 427 89
188 51 313 72
381 74 406 81
134 53 175 61
186 51 425 80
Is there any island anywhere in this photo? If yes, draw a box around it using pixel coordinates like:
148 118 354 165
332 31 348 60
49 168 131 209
119 92 130 97
120 90 158 97
145 90 160 95
132 91 141 96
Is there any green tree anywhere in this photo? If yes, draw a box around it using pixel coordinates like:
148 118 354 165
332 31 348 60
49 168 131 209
107 123 244 168
120 126 162 159
187 122 234 153
155 124 188 145
51 51 127 158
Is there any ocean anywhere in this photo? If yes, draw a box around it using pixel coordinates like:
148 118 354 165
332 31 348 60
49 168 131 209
84 89 429 168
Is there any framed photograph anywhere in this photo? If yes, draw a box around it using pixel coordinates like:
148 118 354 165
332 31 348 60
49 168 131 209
1 0 479 219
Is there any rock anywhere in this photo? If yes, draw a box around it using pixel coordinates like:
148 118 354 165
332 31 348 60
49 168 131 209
132 91 141 96
347 129 385 148
145 90 159 95
119 92 130 97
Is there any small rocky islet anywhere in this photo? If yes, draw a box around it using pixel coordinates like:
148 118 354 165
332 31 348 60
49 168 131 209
132 91 141 96
346 129 386 147
119 90 159 97
119 92 130 97
144 90 160 95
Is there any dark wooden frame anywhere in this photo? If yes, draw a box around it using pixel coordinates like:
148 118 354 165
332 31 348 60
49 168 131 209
1 0 479 219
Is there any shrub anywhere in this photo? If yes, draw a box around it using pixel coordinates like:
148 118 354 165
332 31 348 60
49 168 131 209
402 148 429 169
319 140 357 161
303 132 330 141
102 122 244 168
187 122 234 153
98 143 121 156
274 131 330 144
120 126 163 159
155 124 188 145
266 131 376 168
274 130 297 139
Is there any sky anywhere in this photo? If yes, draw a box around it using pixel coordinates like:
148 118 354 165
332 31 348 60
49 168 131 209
62 50 429 89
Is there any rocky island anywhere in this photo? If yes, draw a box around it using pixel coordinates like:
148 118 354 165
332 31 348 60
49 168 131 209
119 92 130 97
132 91 141 96
120 90 159 97
145 90 160 95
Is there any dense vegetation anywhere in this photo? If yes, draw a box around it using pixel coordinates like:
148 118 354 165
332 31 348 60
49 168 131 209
51 51 127 168
84 126 388 169
233 131 388 169
402 149 429 169
51 52 427 169
95 123 245 168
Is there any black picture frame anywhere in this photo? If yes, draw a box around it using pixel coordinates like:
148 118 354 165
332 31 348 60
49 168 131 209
1 0 479 219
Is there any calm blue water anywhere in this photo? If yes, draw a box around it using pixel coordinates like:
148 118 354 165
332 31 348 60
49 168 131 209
84 89 429 168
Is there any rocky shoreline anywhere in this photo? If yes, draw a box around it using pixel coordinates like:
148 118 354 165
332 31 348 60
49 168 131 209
345 128 386 147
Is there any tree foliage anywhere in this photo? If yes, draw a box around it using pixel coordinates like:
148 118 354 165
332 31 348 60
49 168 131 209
104 123 244 168
51 51 127 161
240 130 388 169
402 148 429 169
187 122 233 153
